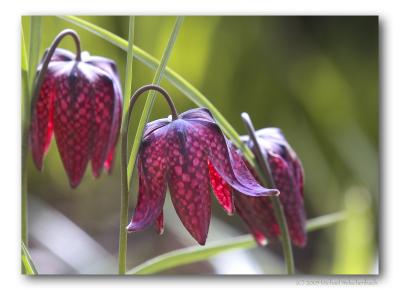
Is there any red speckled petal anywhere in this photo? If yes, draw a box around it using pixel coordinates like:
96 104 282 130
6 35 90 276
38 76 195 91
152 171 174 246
234 192 280 243
90 75 116 177
86 55 123 174
268 153 306 247
167 120 211 245
154 211 164 235
207 160 234 215
199 122 277 197
53 64 95 188
103 86 122 174
127 128 168 232
30 72 56 170
235 204 268 246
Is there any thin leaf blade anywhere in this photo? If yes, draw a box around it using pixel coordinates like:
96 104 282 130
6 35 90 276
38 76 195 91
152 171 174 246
127 212 347 275
21 241 37 275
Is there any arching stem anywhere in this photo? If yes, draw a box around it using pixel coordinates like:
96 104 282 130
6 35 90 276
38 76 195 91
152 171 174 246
30 29 81 119
118 84 178 274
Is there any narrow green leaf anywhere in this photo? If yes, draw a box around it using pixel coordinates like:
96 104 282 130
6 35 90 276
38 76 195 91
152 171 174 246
118 16 136 274
127 211 347 275
21 27 29 246
305 211 347 232
127 235 257 275
21 30 29 73
58 16 256 170
126 16 184 189
28 16 42 93
123 16 135 115
21 241 37 275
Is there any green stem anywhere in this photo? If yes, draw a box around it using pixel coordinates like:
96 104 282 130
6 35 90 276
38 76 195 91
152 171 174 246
22 16 42 246
120 85 178 274
118 16 183 274
241 112 295 274
126 16 184 189
21 27 30 248
128 211 347 275
118 15 136 275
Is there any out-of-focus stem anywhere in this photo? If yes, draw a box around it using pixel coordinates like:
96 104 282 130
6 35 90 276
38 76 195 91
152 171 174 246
241 112 295 275
118 15 136 275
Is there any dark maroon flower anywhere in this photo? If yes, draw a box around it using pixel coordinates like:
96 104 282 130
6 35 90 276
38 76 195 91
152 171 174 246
210 128 306 247
30 45 122 188
126 108 278 245
237 128 306 247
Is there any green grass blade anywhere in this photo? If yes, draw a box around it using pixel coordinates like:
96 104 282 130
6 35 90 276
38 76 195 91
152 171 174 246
118 15 136 274
58 16 256 169
28 16 42 93
123 16 135 115
305 211 347 232
127 211 347 275
21 241 37 275
127 235 257 275
126 16 184 188
21 27 29 246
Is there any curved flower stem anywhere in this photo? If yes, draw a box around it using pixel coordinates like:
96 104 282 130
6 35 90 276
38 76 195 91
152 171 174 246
24 28 80 247
126 16 184 189
30 29 81 121
118 84 178 274
241 112 295 274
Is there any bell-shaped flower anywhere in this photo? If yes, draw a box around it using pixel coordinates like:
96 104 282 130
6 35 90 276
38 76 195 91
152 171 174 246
30 45 122 188
127 108 278 245
235 128 307 247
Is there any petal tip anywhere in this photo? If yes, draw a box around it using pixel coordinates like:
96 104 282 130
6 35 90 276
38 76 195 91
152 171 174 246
126 222 136 233
253 230 268 246
197 239 206 246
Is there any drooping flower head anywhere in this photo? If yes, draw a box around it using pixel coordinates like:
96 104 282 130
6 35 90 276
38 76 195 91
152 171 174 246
235 128 307 247
30 29 122 188
124 86 278 245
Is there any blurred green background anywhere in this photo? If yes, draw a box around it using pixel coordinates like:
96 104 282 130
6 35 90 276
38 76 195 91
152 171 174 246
22 16 379 275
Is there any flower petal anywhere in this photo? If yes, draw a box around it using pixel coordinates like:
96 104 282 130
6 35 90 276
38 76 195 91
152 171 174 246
127 128 168 232
268 153 307 247
103 89 122 174
90 74 118 177
200 122 277 197
30 71 56 170
180 107 215 123
53 63 95 188
207 160 234 215
167 120 211 245
154 211 164 235
234 193 280 242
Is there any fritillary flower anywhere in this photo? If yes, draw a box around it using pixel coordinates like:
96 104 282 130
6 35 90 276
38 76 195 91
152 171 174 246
124 86 278 245
30 30 122 188
236 128 307 247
